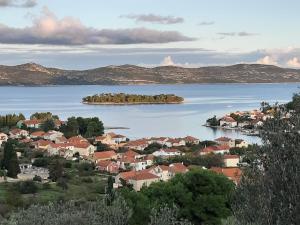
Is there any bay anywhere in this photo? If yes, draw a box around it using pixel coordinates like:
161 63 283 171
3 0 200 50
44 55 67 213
0 83 298 143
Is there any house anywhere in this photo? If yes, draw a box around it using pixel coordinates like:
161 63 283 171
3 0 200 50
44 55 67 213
9 129 29 139
148 165 170 181
220 117 237 128
199 145 230 155
48 143 74 156
30 131 45 139
168 163 189 177
68 136 89 144
215 137 235 148
95 133 127 145
124 139 149 151
72 142 96 157
210 167 242 185
55 136 68 144
148 137 170 146
33 139 52 150
17 119 41 129
0 133 8 146
235 139 248 148
223 155 240 167
96 160 119 174
93 150 117 163
153 148 184 158
168 138 186 147
128 171 160 191
184 136 200 145
44 130 64 141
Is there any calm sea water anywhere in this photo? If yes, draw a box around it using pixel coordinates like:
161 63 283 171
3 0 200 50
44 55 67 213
0 84 298 143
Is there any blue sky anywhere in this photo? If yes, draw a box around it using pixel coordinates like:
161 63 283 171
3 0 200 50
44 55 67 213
0 0 300 69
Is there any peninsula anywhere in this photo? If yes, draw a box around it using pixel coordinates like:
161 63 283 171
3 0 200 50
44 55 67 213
82 93 184 104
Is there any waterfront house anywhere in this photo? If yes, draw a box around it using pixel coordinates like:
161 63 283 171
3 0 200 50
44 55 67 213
219 117 237 128
235 139 248 148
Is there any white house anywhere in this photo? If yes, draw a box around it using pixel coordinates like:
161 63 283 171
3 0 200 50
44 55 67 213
220 117 237 128
153 148 184 158
9 129 29 139
223 155 240 167
0 133 8 146
44 130 64 141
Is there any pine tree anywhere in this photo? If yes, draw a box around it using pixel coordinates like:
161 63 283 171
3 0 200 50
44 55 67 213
1 140 20 178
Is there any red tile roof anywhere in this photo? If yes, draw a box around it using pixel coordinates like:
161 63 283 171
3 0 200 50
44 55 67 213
210 167 242 183
223 155 239 159
129 171 159 181
221 117 236 122
93 151 116 159
30 131 45 137
169 163 188 174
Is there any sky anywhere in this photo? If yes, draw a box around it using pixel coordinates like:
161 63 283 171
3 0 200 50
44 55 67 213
0 0 300 69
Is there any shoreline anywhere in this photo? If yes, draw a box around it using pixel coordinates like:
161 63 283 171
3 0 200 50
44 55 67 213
82 101 184 105
203 124 260 136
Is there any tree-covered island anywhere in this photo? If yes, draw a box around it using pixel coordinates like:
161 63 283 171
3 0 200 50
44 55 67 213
82 93 184 104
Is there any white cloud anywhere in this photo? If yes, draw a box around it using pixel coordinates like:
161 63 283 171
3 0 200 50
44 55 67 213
121 14 184 24
256 56 278 65
161 56 176 66
0 8 194 45
287 57 300 68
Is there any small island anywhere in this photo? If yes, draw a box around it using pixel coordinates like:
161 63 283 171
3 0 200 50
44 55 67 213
82 93 184 105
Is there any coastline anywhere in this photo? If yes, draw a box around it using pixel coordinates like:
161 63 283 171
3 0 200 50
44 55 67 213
82 101 184 105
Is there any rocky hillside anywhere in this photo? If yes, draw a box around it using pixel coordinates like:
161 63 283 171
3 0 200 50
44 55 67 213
0 63 300 85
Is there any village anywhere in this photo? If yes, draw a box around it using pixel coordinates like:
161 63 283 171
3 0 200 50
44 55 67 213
205 105 293 136
0 114 248 192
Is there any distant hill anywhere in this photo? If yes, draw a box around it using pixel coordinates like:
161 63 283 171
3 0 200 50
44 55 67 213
0 63 300 85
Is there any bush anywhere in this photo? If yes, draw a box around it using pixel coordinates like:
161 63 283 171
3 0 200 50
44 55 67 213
32 158 49 167
15 181 38 194
33 175 42 182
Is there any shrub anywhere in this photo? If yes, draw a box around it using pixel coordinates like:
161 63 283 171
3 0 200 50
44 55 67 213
15 181 38 194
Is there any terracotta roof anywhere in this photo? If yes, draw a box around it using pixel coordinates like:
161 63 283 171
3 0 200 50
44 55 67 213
221 117 236 123
129 171 159 181
215 137 232 142
23 119 41 126
201 145 230 153
184 136 199 142
35 140 52 147
210 167 242 183
30 131 45 137
68 136 89 144
169 163 188 173
10 128 27 135
97 160 117 167
123 150 140 158
119 170 136 181
93 151 116 159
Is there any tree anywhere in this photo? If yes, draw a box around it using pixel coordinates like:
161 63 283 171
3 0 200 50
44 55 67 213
15 181 38 194
206 116 220 126
48 159 64 182
41 119 56 132
232 113 300 225
149 206 192 225
1 140 20 178
106 176 115 206
30 112 59 120
122 169 234 225
57 178 68 190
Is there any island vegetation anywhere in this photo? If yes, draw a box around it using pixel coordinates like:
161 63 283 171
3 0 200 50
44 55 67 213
82 93 184 104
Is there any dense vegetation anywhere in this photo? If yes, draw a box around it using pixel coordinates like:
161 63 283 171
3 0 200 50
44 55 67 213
82 93 184 104
59 117 104 138
0 114 25 129
121 169 234 225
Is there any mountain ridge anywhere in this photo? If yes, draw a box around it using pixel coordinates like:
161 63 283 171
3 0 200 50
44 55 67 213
0 62 300 85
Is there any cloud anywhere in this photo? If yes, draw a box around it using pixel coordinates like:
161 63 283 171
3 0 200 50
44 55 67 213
161 56 176 66
256 56 278 65
121 14 184 24
287 57 300 68
0 8 194 45
0 0 36 7
198 21 215 26
217 32 259 37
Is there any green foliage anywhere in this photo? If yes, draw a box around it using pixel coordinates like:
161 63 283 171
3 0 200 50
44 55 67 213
1 197 132 225
1 140 20 178
162 154 224 168
41 119 56 132
32 158 50 167
286 92 300 112
33 175 42 182
83 93 184 104
206 116 220 126
48 159 65 182
60 117 104 138
14 181 38 194
0 114 25 128
122 169 234 225
56 178 68 190
30 112 59 120
76 162 95 176
143 143 162 154
232 113 300 225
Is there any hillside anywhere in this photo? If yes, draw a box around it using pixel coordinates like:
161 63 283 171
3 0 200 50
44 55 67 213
0 63 300 85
